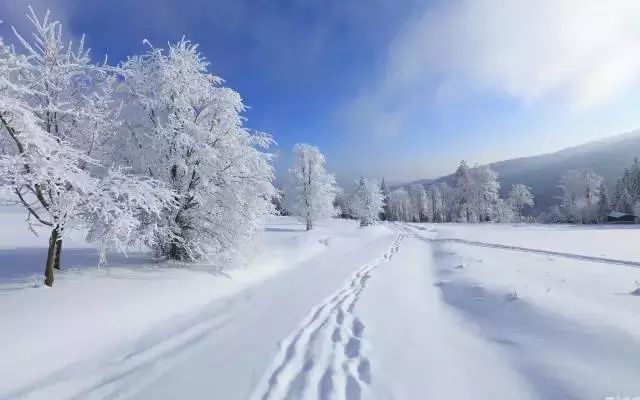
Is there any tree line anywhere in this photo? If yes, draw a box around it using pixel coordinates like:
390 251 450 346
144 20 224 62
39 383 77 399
542 158 640 224
295 156 640 226
373 161 535 224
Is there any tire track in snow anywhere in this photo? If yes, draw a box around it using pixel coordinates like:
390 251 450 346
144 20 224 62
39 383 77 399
399 223 640 268
251 234 404 400
430 238 640 267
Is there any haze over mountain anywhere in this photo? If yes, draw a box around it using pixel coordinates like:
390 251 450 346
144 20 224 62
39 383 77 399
407 131 640 213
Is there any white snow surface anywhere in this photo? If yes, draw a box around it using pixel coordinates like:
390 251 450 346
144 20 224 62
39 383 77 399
426 222 640 263
2 217 640 399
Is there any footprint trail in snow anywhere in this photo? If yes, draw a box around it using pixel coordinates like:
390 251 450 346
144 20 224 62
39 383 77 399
251 234 404 400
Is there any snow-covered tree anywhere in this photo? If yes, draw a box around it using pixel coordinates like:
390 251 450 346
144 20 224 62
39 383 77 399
613 159 640 214
454 161 474 222
0 9 173 286
507 184 535 221
471 165 500 222
351 176 384 226
285 144 336 230
120 38 276 261
494 199 516 223
539 205 566 224
426 185 442 222
622 160 640 201
333 187 352 219
438 182 455 222
558 170 603 223
597 182 611 222
452 161 500 222
408 184 427 222
617 187 634 214
387 188 412 222
380 178 390 221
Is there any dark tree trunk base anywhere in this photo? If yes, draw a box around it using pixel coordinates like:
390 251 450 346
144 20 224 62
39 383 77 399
53 237 62 270
44 228 59 287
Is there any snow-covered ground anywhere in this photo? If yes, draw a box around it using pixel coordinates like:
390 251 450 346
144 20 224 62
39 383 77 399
424 222 640 263
2 216 640 399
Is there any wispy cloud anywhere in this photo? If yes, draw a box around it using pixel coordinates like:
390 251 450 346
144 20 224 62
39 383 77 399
345 0 640 137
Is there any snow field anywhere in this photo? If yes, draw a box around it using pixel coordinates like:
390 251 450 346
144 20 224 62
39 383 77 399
2 218 640 399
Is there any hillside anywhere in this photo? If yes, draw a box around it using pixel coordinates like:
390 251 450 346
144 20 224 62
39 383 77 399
407 131 640 212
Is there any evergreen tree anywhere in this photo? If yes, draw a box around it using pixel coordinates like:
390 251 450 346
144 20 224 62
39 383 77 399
620 188 634 214
454 160 473 222
380 178 390 221
597 182 611 222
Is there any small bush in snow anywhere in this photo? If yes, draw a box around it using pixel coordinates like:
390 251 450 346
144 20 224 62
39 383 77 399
505 290 519 301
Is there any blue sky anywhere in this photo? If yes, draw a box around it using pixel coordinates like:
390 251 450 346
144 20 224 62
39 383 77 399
3 0 640 185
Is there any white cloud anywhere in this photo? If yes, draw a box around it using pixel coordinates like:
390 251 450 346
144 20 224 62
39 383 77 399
345 0 640 136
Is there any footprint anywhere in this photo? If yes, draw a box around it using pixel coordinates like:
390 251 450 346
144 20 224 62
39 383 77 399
357 358 371 385
331 327 342 343
345 337 361 358
285 360 315 399
336 309 345 325
318 368 333 400
351 318 365 338
345 375 361 400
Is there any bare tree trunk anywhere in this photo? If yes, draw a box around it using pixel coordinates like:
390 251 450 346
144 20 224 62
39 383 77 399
169 242 179 259
306 218 312 231
53 237 62 270
44 228 60 287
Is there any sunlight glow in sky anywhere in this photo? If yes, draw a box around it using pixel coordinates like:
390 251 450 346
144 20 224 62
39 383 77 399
3 0 640 184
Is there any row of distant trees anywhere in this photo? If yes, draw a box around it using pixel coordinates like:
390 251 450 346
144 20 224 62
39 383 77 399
542 158 640 224
362 161 536 224
282 151 640 227
280 154 536 227
379 157 640 225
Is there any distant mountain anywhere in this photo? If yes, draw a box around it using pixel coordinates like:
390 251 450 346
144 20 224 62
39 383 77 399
406 130 640 213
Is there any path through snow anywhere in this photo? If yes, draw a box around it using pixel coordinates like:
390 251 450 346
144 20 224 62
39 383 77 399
251 234 404 400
